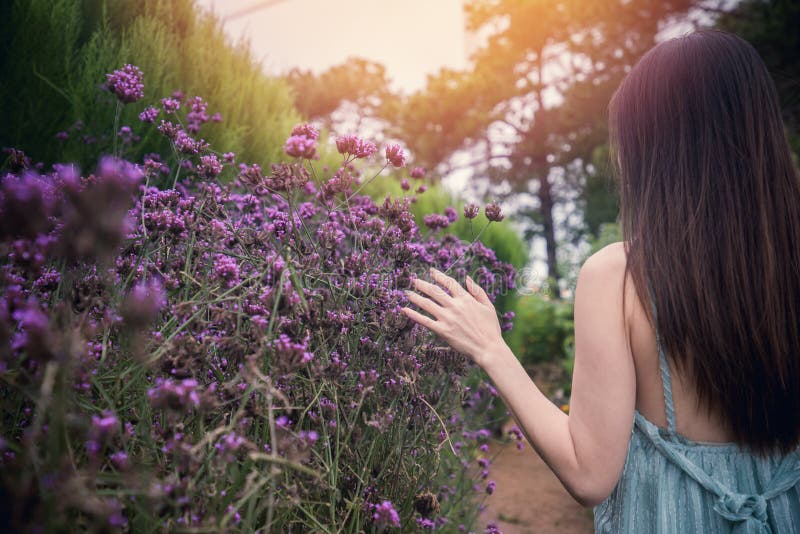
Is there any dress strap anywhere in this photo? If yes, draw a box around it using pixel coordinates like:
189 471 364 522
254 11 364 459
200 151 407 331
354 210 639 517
646 278 677 432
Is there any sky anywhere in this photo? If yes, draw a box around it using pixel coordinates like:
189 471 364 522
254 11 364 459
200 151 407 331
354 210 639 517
195 0 469 93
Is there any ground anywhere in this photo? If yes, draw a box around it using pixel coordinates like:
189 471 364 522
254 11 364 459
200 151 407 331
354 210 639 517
477 420 595 533
474 362 595 533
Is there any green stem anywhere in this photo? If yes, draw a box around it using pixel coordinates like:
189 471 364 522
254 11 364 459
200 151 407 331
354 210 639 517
112 101 121 158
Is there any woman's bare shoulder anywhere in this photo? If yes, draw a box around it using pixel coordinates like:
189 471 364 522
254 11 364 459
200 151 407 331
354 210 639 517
580 241 627 279
578 241 640 325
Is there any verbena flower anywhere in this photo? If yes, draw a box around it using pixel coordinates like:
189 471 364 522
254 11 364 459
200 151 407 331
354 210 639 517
139 106 160 123
485 202 504 222
186 96 209 133
335 135 377 159
284 135 317 159
385 144 406 167
160 97 181 114
105 64 144 104
410 166 426 179
0 71 518 531
463 202 479 219
120 278 166 330
372 500 401 528
147 378 202 412
198 154 223 179
291 123 319 140
423 213 451 231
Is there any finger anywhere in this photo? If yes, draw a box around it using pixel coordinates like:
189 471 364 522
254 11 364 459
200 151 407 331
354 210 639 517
430 267 468 297
413 278 452 306
400 307 440 332
405 290 443 318
466 275 492 305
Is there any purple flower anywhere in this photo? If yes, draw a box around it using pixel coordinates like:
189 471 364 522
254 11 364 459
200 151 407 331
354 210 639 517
0 171 57 238
284 135 317 159
298 430 318 447
160 97 180 114
186 96 209 133
139 106 160 123
385 144 406 167
410 166 426 179
198 154 223 179
110 451 129 470
335 135 377 159
486 480 496 495
416 517 435 529
423 214 450 231
91 411 120 443
11 301 51 355
444 207 458 223
372 500 401 528
120 278 166 329
105 64 144 104
147 378 202 412
118 126 136 144
485 522 503 534
215 432 246 461
485 202 504 222
500 310 515 332
174 130 199 155
213 254 240 287
463 202 479 219
271 334 314 375
291 123 320 141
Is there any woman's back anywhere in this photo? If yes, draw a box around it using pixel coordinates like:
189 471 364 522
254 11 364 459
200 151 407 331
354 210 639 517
624 242 736 444
594 245 800 532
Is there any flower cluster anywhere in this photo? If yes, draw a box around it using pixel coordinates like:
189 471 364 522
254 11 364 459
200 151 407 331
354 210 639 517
0 65 516 533
335 134 378 159
105 64 144 104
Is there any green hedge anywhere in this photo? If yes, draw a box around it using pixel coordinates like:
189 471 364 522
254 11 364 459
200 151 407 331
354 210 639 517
1 0 300 169
506 293 574 367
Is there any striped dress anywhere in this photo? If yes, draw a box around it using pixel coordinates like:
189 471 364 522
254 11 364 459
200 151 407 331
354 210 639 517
593 291 800 533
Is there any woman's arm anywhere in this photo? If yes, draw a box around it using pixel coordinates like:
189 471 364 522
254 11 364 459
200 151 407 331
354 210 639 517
401 243 636 507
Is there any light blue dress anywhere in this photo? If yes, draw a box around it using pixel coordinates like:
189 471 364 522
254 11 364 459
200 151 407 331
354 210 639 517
593 291 800 533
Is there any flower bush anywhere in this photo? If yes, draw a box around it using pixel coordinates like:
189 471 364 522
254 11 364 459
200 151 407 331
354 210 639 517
0 65 521 532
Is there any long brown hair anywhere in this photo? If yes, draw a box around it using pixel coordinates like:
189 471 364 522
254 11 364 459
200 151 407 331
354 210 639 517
609 29 800 456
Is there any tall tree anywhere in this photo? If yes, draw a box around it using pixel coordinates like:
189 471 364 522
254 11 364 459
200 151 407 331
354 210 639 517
388 0 707 295
284 57 396 136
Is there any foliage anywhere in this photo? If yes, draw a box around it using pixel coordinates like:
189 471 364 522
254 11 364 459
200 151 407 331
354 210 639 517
715 0 800 157
285 58 396 134
380 0 704 289
583 145 620 239
0 0 300 171
506 294 575 368
0 64 524 532
362 178 528 315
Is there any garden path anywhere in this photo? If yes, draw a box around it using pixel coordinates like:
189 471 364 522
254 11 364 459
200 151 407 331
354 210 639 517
477 362 595 533
478 420 595 533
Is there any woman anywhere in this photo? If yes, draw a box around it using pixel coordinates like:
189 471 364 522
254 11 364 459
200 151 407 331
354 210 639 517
401 29 800 533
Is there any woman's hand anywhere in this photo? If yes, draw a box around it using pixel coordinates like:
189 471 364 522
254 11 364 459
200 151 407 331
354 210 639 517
401 267 504 368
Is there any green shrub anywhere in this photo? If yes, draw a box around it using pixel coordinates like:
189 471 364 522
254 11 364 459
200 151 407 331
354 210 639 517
507 293 574 366
1 0 301 169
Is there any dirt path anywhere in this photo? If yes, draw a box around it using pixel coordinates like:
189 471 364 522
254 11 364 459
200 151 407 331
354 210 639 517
477 421 595 533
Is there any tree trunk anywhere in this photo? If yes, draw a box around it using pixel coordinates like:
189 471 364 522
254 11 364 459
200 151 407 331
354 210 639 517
538 170 561 297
